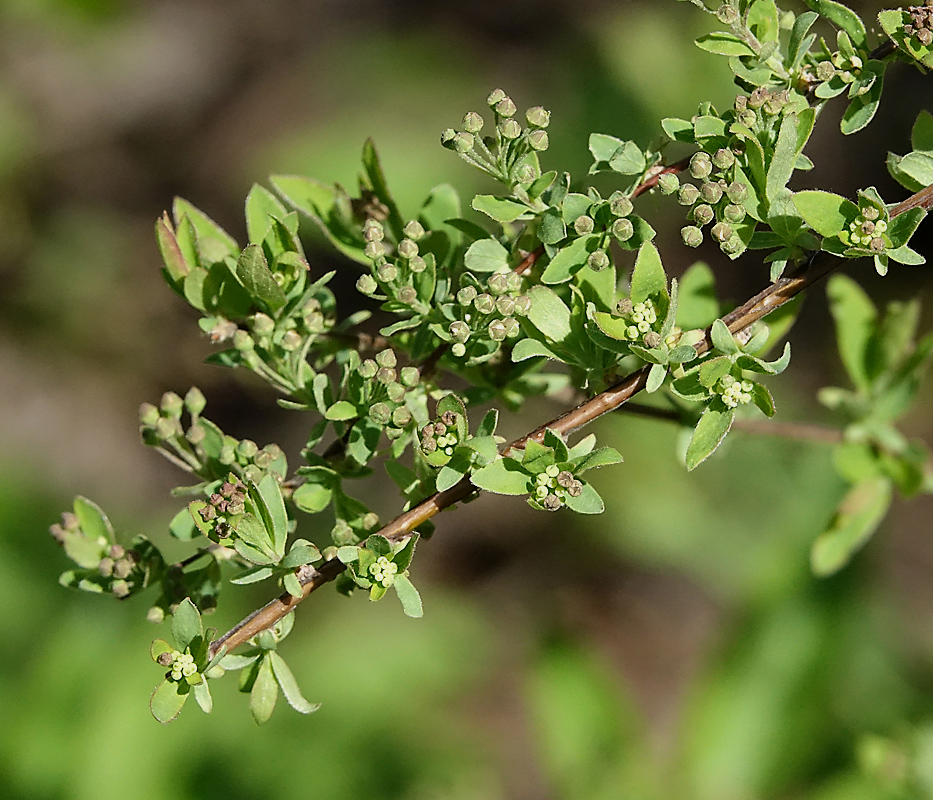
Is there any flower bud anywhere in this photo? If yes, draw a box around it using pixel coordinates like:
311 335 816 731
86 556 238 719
397 239 418 259
487 88 507 106
725 182 748 204
816 60 835 81
610 195 634 217
506 272 522 292
362 220 384 242
462 111 484 133
503 317 521 338
364 241 386 260
451 342 467 358
612 218 634 242
376 349 397 368
496 296 516 316
525 106 550 128
474 293 496 314
369 402 391 425
711 222 733 242
643 331 662 348
495 96 517 117
487 272 510 294
449 321 470 342
488 320 507 341
356 273 378 295
281 330 302 351
513 295 532 316
712 148 735 170
716 3 739 23
400 366 420 387
499 120 521 140
409 256 427 273
689 152 713 180
397 286 417 305
358 359 377 379
139 402 160 427
161 392 184 418
377 263 398 283
574 215 595 235
681 225 704 248
112 579 131 599
403 220 426 240
387 382 406 403
658 173 679 195
454 132 475 153
693 204 715 226
528 130 549 151
700 182 724 204
678 184 700 206
723 204 746 224
184 387 206 417
587 250 610 271
457 286 478 306
147 606 165 624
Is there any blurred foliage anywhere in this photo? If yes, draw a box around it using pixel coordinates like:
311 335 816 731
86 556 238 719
4 0 933 798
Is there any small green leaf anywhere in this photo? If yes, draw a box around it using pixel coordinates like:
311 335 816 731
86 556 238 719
250 654 279 725
470 458 530 495
235 245 287 312
588 133 625 163
710 319 739 355
630 241 667 304
270 652 320 714
794 190 855 237
193 678 213 714
527 286 572 343
646 362 667 393
826 274 876 393
608 141 647 175
171 598 203 650
464 238 510 273
325 401 358 421
393 574 424 618
811 477 892 576
472 195 529 222
804 0 867 50
245 184 288 245
292 483 333 514
695 31 757 57
912 109 933 152
150 679 189 724
541 234 601 284
840 62 884 136
255 474 288 556
563 482 604 514
73 496 114 544
512 338 558 361
685 406 735 471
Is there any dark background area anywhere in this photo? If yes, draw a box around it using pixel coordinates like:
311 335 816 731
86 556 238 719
3 1 933 798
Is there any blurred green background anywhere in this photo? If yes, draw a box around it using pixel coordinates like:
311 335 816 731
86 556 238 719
3 0 933 798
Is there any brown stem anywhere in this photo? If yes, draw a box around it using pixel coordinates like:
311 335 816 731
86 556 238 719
209 182 933 659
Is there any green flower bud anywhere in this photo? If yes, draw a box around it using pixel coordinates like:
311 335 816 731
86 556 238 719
506 272 522 292
449 321 471 342
386 382 406 403
725 181 748 204
513 295 532 315
503 317 521 338
139 402 160 427
525 106 550 128
251 313 275 337
186 424 205 445
643 331 662 348
816 60 835 81
364 241 386 260
699 182 724 205
457 286 478 306
161 392 184 418
451 342 467 358
281 330 302 351
376 263 398 283
376 348 397 368
462 111 484 133
487 272 510 294
400 366 420 387
712 148 735 170
409 255 427 273
678 184 700 206
376 367 397 385
723 203 746 224
681 225 704 248
574 215 595 235
612 218 634 242
369 402 391 425
98 557 114 577
869 237 886 252
689 152 713 180
112 580 131 599
147 606 165 624
454 132 475 153
488 320 507 341
716 3 739 24
528 130 549 151
487 88 507 106
711 222 733 242
720 236 743 256
397 286 417 305
499 120 521 140
358 359 377 379
495 96 517 117
397 239 418 259
609 194 634 217
496 295 516 316
362 220 384 242
474 293 496 314
693 204 715 226
356 273 378 295
587 250 610 271
332 520 356 546
658 173 679 195
403 220 426 240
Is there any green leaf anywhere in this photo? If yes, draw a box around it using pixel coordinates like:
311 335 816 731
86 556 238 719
887 207 926 249
245 184 288 245
235 245 287 313
512 338 558 361
840 62 884 136
677 262 719 329
234 514 274 559
541 234 601 284
695 32 756 57
472 195 529 223
588 133 625 163
572 446 624 473
292 483 333 514
887 151 933 193
393 574 424 618
646 362 667 393
193 679 213 714
173 197 239 264
804 0 867 50
230 565 275 585
766 113 800 204
361 138 404 238
155 213 191 284
250 654 279 725
470 458 530 495
171 598 203 650
912 109 933 151
255 473 288 556
527 286 572 343
150 679 188 724
710 319 739 355
685 406 735 471
810 477 892 576
325 401 358 421
826 274 876 393
608 141 647 175
73 495 114 545
270 652 320 714
629 241 667 304
464 238 510 272
793 190 855 237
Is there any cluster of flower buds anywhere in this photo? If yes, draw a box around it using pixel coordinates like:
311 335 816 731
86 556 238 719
719 375 754 409
569 190 639 270
529 465 584 512
357 348 419 437
441 89 551 187
905 2 933 47
248 295 332 355
156 649 200 683
447 271 531 359
613 298 661 345
139 389 285 483
356 218 430 311
369 556 399 588
197 477 248 539
673 146 748 255
419 409 463 458
838 197 890 253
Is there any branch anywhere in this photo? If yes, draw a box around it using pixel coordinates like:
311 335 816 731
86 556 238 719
209 181 933 659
